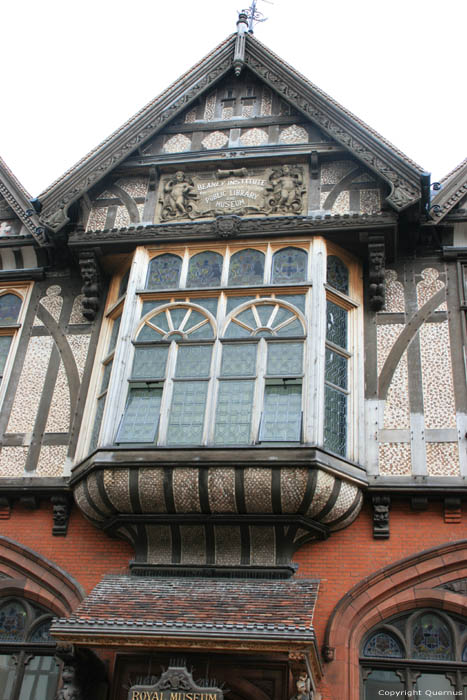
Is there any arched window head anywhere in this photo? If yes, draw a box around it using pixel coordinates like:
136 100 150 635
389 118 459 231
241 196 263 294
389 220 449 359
327 255 349 294
412 613 453 660
272 247 307 283
363 631 404 658
228 249 265 286
187 251 223 288
138 304 215 342
224 300 305 338
0 293 22 324
146 254 182 290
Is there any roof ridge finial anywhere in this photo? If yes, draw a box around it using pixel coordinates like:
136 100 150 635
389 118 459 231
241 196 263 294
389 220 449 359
233 11 249 77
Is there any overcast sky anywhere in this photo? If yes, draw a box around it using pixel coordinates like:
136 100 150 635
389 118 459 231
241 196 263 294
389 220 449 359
2 0 466 197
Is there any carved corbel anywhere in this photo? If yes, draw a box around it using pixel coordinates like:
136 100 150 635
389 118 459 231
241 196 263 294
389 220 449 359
372 495 390 539
78 250 102 321
0 497 11 520
54 646 107 700
322 645 335 663
444 497 462 524
214 215 242 238
51 496 72 536
368 235 385 311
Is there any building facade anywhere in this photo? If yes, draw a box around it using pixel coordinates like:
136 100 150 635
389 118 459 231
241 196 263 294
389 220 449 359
0 16 466 700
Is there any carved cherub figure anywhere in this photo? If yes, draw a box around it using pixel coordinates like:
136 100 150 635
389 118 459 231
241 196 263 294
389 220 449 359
161 171 198 220
56 664 81 700
291 672 312 700
267 165 305 213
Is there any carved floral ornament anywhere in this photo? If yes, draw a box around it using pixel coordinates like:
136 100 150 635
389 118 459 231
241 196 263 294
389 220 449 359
157 165 307 221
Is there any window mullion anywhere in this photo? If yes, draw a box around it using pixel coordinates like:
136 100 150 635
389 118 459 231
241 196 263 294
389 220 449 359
158 341 177 444
306 237 327 445
253 338 267 442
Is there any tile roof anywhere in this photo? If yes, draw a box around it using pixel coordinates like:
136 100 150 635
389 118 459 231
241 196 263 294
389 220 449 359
430 156 467 221
51 574 319 642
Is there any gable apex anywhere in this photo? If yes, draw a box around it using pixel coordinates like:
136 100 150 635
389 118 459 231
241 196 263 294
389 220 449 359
38 32 423 233
0 157 47 246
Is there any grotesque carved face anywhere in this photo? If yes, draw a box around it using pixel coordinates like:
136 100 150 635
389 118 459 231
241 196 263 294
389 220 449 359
175 171 185 182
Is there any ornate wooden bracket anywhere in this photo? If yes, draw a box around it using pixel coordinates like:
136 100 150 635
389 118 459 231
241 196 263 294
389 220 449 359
54 644 107 700
372 495 390 538
368 234 385 311
78 250 102 321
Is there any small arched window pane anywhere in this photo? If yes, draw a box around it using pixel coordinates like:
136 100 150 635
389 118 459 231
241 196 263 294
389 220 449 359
327 255 349 294
412 614 452 660
187 252 222 288
29 620 54 643
363 632 404 658
228 249 265 286
0 294 21 323
0 601 27 641
462 644 467 662
146 254 182 289
272 247 307 283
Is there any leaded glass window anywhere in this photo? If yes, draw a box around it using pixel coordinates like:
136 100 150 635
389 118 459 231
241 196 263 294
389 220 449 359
228 249 265 286
0 598 59 700
117 388 162 443
260 384 302 442
0 337 12 379
187 252 223 288
361 611 467 699
272 247 307 283
225 301 304 338
324 299 349 456
363 632 404 658
214 380 255 445
0 294 21 324
146 254 182 289
139 305 214 341
167 381 208 445
327 255 349 294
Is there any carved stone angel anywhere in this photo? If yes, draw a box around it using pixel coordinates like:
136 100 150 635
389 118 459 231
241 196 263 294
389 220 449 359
267 165 305 214
160 170 199 220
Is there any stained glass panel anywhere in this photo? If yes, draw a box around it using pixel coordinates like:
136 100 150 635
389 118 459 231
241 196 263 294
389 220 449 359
228 249 265 286
221 344 257 376
325 349 348 389
272 247 307 283
167 381 208 445
132 346 168 379
176 345 212 377
363 632 404 658
0 294 21 324
327 301 347 348
0 602 27 641
117 388 161 443
187 252 223 288
214 380 255 444
324 386 347 456
261 384 302 441
118 269 130 297
146 254 182 289
412 614 452 660
29 621 53 643
267 343 303 375
0 336 12 376
327 255 349 294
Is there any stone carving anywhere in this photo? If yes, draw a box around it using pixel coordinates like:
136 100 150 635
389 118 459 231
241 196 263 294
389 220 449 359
266 165 305 214
55 663 82 700
368 235 386 311
51 496 71 536
440 578 467 596
128 665 223 700
291 672 312 700
214 215 241 238
78 251 102 321
372 495 390 539
160 171 198 220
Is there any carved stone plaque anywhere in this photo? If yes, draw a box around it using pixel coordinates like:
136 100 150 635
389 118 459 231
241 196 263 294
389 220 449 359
128 665 224 700
156 165 307 222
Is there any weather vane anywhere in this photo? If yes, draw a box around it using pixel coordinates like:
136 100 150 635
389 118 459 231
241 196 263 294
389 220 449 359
240 0 273 34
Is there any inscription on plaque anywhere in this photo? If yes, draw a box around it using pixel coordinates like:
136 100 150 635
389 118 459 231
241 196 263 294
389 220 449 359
157 165 307 221
128 666 223 700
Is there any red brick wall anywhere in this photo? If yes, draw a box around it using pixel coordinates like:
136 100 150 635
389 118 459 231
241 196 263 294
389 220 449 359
293 499 467 699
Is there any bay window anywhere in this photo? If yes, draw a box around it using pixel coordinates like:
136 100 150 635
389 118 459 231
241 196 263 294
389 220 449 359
85 238 362 459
